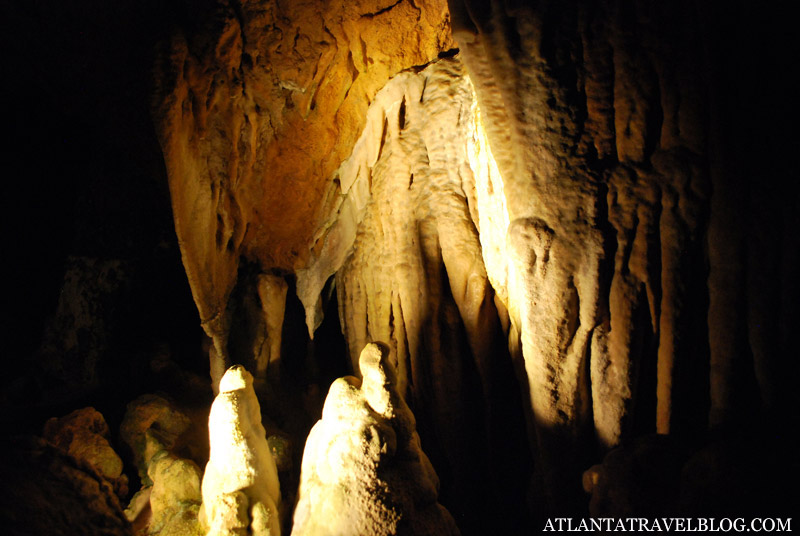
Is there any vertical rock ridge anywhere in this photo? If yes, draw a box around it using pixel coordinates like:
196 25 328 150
450 0 715 512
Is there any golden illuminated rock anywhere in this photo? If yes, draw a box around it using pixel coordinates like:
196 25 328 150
147 451 204 536
296 56 524 526
3 0 798 531
449 0 712 508
292 343 459 536
150 0 792 523
153 0 453 360
200 365 282 536
256 274 288 380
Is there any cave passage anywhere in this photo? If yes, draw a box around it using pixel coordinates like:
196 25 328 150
1 0 798 534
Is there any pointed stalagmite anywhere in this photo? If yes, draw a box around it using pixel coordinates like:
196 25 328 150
200 365 282 535
292 342 459 536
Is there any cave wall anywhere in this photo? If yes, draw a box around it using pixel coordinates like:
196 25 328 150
447 0 799 511
152 0 799 520
153 0 453 370
295 56 530 529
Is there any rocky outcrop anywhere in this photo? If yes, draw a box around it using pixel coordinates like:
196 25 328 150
200 365 282 535
121 394 192 485
146 451 204 536
43 407 129 499
292 343 459 536
122 406 204 536
0 436 131 536
151 0 797 524
447 0 718 510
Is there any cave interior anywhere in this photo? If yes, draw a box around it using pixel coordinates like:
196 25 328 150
1 0 798 534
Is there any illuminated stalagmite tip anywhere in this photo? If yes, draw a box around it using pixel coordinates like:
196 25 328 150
200 365 282 536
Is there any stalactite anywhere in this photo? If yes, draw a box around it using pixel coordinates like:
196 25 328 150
298 56 529 530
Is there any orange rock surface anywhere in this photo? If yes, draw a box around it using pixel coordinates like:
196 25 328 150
153 0 453 342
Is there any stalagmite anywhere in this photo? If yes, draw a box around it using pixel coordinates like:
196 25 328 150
292 342 459 536
200 365 282 536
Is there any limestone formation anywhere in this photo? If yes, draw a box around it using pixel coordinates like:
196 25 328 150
292 342 459 536
154 0 729 518
200 365 282 535
153 0 454 368
123 422 204 536
448 0 715 509
4 0 799 531
43 407 128 499
298 55 529 530
121 394 192 485
256 274 288 380
147 451 204 536
0 436 131 536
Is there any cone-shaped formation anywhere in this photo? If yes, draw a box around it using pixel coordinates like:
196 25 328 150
292 342 459 536
200 365 282 535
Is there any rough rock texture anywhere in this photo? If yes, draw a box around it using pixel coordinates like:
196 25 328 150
0 436 131 536
292 343 459 536
121 394 192 485
147 451 204 536
297 55 529 530
444 0 790 512
151 0 798 524
35 257 132 397
255 274 288 380
200 365 282 535
153 0 454 372
43 407 129 498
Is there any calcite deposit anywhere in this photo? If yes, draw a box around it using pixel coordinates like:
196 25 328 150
121 394 192 485
448 0 715 508
146 451 204 536
150 0 800 523
292 343 459 536
297 55 528 528
200 365 282 535
153 0 453 371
